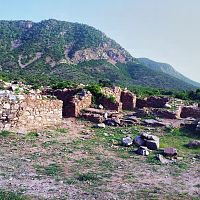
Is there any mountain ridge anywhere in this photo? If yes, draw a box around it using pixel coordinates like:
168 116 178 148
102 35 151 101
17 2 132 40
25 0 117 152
0 19 197 90
138 58 200 88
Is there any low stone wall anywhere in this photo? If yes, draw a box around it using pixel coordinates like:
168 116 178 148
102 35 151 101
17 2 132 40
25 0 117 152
136 96 169 108
120 90 136 110
180 106 200 119
72 92 92 117
98 96 122 111
101 87 122 102
0 94 63 132
44 89 92 117
152 107 182 119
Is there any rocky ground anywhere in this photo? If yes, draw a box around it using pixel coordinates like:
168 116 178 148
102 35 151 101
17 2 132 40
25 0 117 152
0 118 199 200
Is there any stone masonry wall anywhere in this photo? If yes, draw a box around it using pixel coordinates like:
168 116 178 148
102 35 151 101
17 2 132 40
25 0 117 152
0 94 63 132
120 90 137 110
136 96 169 108
44 89 92 117
101 87 122 102
180 106 200 119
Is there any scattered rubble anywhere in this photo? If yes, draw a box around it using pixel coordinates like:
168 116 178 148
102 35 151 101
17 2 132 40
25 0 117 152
122 136 133 147
187 140 200 149
95 123 106 128
164 148 177 158
136 146 150 156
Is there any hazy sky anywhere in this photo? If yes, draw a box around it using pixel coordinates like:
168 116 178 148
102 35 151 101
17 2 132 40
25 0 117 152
0 0 200 82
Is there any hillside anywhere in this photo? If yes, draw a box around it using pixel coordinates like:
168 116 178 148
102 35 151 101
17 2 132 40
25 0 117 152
138 58 200 88
0 19 196 90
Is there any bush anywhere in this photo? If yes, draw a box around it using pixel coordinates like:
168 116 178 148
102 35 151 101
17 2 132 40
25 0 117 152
107 95 116 103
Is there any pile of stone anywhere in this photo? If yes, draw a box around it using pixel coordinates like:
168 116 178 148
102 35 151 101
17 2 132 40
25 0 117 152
121 132 160 156
134 132 160 155
157 148 178 164
181 118 200 132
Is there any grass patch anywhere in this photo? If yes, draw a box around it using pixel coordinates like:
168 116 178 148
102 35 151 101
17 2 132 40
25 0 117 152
76 172 99 182
56 128 68 133
0 130 11 137
42 140 58 148
0 189 28 200
26 132 40 138
160 128 200 156
34 163 63 177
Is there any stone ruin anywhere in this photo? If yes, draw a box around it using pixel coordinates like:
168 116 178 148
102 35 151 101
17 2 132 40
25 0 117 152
99 87 137 111
0 91 62 132
44 88 92 117
1 80 200 132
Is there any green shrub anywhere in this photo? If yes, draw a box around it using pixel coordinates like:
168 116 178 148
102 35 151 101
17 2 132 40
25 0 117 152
0 130 11 137
77 172 99 182
107 95 116 103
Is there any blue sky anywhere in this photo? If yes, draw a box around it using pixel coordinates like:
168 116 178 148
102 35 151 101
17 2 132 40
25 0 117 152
0 0 200 82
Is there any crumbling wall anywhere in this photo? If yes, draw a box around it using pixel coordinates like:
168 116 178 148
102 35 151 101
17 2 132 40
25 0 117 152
0 94 63 132
180 106 200 119
120 90 137 110
136 96 169 108
44 89 92 117
101 87 122 102
98 96 122 111
152 107 182 119
72 92 92 117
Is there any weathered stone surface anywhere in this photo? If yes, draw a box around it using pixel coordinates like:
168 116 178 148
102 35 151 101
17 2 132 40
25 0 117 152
187 140 200 148
157 154 175 164
164 148 177 157
122 136 133 147
96 123 106 128
180 106 200 119
134 135 146 146
120 90 136 110
0 94 63 132
142 119 168 127
136 146 150 156
104 118 121 126
44 88 92 117
136 96 169 108
152 107 182 119
146 140 159 150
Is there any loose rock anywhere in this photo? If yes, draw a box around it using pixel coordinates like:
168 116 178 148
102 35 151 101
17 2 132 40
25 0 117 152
134 135 145 147
122 136 133 147
96 123 106 128
146 139 159 150
136 146 150 156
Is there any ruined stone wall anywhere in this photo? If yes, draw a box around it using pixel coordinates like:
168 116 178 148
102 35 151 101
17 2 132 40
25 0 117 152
98 96 122 111
44 89 92 117
101 87 122 102
152 107 182 119
120 90 137 110
180 106 200 119
136 96 169 108
72 92 92 117
0 94 63 132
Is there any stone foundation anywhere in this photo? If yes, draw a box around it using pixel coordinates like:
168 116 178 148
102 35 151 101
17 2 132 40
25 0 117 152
120 90 137 110
136 96 169 108
44 89 92 117
0 94 63 132
152 107 181 119
180 106 200 119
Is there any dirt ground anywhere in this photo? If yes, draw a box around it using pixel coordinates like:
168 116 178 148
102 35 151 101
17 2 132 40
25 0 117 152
0 118 199 200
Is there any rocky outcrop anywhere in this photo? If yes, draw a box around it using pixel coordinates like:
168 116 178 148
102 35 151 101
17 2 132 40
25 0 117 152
65 47 128 65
